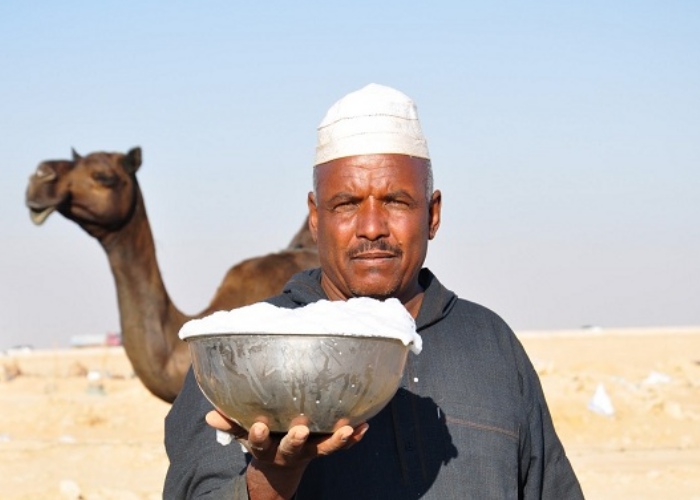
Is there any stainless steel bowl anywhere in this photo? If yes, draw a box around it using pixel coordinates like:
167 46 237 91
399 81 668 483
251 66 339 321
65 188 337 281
186 333 410 433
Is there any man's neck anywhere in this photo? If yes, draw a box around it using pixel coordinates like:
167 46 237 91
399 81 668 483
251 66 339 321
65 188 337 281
318 274 425 319
401 290 425 319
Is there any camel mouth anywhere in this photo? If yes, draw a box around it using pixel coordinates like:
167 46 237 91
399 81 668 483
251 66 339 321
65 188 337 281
29 206 56 225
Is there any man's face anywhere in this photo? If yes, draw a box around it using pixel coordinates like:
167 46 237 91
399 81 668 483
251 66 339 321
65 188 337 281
308 154 441 303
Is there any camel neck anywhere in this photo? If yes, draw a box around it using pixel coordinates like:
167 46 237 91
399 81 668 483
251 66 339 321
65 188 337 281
100 189 189 402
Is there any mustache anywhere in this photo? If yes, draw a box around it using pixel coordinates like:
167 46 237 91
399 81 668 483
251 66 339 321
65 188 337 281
347 240 402 258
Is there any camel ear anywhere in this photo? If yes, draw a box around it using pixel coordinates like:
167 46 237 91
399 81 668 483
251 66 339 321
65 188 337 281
124 147 142 174
72 148 82 162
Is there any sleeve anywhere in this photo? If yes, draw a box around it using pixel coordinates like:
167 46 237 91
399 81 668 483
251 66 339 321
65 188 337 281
163 367 252 499
520 357 585 500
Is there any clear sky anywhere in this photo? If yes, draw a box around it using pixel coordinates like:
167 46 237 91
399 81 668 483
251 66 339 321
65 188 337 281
1 1 698 349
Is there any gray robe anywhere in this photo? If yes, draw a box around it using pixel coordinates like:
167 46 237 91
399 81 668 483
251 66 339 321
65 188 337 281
163 268 583 499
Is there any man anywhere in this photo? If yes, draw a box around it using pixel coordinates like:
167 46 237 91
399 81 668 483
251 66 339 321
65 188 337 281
164 83 584 499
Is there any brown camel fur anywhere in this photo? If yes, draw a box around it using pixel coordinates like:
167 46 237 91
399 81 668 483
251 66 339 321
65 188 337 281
25 147 319 403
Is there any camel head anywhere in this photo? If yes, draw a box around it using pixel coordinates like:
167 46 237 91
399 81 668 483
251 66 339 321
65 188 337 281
26 147 142 239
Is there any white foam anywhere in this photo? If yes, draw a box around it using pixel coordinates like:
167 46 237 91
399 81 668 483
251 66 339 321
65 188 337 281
179 297 422 354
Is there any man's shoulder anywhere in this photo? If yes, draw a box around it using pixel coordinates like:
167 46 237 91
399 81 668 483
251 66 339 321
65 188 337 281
263 268 325 309
449 296 514 332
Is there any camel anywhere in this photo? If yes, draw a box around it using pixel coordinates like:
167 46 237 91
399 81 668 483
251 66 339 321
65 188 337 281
25 147 319 403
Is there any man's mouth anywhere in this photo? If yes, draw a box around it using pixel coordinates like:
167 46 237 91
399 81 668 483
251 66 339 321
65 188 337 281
351 251 397 260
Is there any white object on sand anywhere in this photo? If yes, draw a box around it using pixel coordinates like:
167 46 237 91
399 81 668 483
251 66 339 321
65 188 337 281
642 371 672 385
588 383 615 417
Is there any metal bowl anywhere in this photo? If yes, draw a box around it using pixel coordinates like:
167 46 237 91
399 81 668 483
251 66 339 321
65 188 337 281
186 333 410 433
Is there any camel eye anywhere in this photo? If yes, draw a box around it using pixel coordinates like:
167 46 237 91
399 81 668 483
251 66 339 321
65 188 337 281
93 171 119 187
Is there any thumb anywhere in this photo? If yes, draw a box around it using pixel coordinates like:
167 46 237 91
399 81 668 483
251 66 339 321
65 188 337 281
205 410 236 432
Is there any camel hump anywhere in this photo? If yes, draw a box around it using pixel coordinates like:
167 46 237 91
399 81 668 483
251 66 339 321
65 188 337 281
286 216 315 250
206 248 319 314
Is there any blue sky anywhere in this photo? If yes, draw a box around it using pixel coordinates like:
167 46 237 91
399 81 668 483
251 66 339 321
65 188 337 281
1 1 698 348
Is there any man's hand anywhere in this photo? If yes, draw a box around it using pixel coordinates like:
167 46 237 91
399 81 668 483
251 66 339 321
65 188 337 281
206 410 369 499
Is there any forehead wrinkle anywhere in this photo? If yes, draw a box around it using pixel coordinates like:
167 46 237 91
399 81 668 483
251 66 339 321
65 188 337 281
314 155 430 201
324 171 400 202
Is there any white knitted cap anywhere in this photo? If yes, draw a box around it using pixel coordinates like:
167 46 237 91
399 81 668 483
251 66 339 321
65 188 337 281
315 83 430 166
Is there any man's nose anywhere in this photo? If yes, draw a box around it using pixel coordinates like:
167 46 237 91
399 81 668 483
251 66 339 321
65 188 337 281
356 199 389 240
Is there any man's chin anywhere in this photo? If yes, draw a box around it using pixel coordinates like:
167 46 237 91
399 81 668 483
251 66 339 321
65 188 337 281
342 264 402 299
348 282 399 301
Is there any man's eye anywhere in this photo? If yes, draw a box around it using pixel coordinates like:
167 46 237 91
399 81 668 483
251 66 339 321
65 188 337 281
333 202 356 212
386 199 410 208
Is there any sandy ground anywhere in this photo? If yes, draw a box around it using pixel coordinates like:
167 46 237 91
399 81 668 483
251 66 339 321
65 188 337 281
1 326 699 499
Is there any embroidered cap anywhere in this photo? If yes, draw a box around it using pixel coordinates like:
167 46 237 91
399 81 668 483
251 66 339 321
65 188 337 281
315 83 430 166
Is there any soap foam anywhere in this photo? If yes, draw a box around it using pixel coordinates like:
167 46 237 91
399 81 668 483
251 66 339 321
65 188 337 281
179 297 422 354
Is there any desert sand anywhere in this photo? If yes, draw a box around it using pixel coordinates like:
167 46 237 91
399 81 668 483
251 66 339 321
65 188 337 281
1 326 699 499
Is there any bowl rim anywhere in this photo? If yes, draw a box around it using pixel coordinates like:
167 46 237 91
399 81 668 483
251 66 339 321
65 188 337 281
184 333 410 343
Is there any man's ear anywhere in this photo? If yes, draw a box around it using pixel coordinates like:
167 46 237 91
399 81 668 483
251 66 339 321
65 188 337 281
307 192 319 243
428 190 442 240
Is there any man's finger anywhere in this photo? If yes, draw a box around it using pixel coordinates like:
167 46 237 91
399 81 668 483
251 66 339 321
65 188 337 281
247 422 274 458
205 410 248 440
316 423 369 456
205 410 235 431
278 425 311 458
